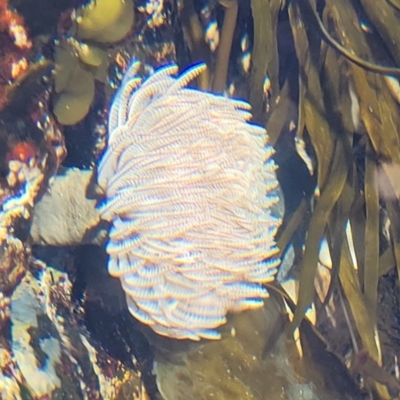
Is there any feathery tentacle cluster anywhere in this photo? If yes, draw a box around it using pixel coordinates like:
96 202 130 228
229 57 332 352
97 61 281 340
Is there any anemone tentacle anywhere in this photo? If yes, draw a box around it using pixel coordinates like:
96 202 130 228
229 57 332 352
97 61 281 341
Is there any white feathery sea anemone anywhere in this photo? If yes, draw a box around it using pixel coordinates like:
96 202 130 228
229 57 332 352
97 61 281 340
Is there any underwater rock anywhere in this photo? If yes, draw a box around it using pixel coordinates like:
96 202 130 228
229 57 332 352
30 168 106 246
0 1 32 110
1 261 145 399
0 58 66 254
11 272 62 395
0 138 46 299
152 294 365 400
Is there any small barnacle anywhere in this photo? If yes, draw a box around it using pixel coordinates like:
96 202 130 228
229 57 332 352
0 290 10 326
138 0 165 29
0 3 32 110
10 57 28 79
5 141 40 187
98 61 281 341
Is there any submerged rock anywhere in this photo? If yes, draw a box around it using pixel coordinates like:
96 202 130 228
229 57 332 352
2 260 145 399
30 168 107 246
151 294 364 400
